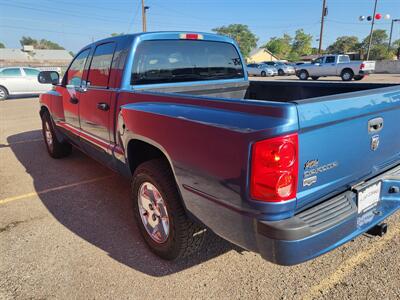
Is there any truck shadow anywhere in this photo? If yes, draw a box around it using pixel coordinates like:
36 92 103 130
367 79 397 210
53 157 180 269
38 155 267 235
8 130 241 277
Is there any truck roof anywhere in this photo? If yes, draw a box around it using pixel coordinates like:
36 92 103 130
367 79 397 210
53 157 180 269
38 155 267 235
83 31 238 50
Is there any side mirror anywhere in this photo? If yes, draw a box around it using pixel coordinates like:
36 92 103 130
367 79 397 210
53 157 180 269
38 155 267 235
38 71 60 85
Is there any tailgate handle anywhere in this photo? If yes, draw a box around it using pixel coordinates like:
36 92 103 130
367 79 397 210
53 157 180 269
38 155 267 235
368 117 383 133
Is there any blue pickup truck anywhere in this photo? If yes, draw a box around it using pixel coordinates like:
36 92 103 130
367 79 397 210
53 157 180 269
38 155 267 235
37 32 400 265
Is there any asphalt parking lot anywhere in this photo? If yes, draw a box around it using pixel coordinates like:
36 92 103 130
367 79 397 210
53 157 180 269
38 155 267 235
1 77 400 299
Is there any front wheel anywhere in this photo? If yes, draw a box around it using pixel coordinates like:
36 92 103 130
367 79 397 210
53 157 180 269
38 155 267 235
132 159 206 260
41 112 72 158
311 76 319 81
354 75 365 81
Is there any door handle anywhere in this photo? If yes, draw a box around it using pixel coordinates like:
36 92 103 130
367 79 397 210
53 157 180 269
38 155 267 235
368 117 384 133
69 97 79 104
97 102 110 111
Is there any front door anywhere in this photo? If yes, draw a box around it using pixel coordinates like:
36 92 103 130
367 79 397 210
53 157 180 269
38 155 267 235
60 48 91 129
79 42 116 153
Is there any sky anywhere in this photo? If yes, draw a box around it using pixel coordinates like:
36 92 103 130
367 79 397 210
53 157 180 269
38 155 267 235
1 0 399 52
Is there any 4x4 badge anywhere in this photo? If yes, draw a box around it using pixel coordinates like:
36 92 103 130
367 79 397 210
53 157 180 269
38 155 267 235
371 135 380 151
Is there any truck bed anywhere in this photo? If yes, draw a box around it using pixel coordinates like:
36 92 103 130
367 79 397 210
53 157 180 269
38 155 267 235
133 80 397 103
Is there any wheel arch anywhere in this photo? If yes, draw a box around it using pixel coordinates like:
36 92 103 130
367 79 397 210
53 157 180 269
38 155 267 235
0 85 9 95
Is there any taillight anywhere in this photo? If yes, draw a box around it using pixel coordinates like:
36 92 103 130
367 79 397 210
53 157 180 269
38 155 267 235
179 33 204 40
250 133 298 202
360 63 365 70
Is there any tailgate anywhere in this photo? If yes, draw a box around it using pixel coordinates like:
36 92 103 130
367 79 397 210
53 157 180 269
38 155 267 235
362 61 375 71
295 86 400 210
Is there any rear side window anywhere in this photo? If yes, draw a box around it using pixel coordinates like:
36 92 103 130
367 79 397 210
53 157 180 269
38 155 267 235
87 42 116 88
338 56 350 63
23 68 40 77
131 40 244 85
66 49 91 86
325 56 335 63
0 68 22 77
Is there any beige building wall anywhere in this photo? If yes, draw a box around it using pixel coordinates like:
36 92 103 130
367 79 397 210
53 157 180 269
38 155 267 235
248 49 278 63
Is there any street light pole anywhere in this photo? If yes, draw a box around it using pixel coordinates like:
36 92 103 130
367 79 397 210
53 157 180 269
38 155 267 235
141 0 149 32
388 19 400 50
366 0 378 60
318 0 327 54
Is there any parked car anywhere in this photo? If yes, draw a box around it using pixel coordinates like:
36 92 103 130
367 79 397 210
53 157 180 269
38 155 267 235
247 63 278 77
37 32 400 265
262 61 296 76
296 54 375 81
0 67 52 100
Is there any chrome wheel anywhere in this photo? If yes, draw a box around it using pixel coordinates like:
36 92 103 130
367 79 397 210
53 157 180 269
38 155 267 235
44 121 53 148
0 88 6 100
343 72 351 80
138 182 170 244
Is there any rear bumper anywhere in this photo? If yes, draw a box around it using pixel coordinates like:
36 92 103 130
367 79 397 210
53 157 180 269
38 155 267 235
255 165 400 265
359 69 374 75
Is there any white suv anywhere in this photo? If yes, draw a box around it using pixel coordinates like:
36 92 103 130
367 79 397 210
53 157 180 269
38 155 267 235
0 67 52 100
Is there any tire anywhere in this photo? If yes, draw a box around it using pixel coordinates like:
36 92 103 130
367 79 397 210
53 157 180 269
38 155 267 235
41 111 72 158
354 75 364 81
132 159 206 260
0 86 8 101
278 69 285 76
311 76 319 81
298 70 309 80
261 71 266 77
341 69 354 81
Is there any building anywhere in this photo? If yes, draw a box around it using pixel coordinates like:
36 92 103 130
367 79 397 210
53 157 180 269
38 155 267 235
247 48 279 63
0 46 73 69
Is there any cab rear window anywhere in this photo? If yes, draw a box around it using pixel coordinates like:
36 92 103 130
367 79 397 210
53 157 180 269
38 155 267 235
131 40 244 85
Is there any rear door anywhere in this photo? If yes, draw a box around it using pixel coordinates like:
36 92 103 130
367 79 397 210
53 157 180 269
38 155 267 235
23 68 50 93
79 42 116 151
295 86 400 210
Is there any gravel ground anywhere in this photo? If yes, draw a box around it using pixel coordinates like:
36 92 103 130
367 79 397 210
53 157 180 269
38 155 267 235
0 83 399 300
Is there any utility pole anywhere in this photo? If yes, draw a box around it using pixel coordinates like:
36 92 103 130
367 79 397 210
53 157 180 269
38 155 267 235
318 0 327 54
388 19 400 50
141 0 149 32
366 0 378 60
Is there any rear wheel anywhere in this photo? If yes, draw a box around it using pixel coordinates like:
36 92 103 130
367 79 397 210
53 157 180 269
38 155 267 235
0 86 8 101
132 159 206 260
311 76 319 80
341 69 354 81
261 71 266 77
298 70 309 80
41 111 72 158
354 75 365 81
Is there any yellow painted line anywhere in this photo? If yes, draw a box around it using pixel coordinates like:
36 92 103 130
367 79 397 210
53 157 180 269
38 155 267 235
0 175 114 205
1 138 43 147
303 225 400 300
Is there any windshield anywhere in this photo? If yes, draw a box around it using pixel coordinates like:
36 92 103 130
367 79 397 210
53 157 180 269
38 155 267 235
131 40 244 85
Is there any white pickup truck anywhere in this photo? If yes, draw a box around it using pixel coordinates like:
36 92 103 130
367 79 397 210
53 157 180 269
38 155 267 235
296 54 375 81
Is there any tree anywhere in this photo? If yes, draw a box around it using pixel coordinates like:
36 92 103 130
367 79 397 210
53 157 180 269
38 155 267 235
292 29 313 56
361 29 388 48
0 42 5 48
110 33 124 37
262 34 292 59
19 36 65 50
327 36 360 53
212 24 258 58
361 30 391 60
